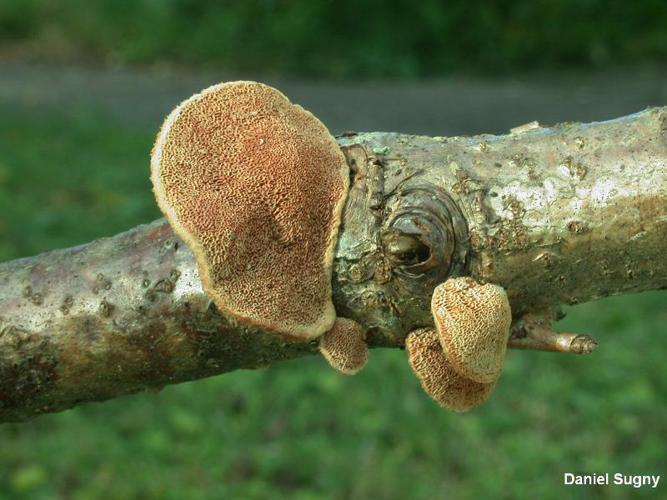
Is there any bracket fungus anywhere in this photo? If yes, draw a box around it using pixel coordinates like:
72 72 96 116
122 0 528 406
319 318 368 375
406 329 495 412
431 277 512 384
405 277 512 411
151 81 368 373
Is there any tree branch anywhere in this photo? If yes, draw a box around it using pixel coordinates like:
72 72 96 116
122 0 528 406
1 108 666 422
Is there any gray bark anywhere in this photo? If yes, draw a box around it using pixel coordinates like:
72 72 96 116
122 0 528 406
1 107 666 422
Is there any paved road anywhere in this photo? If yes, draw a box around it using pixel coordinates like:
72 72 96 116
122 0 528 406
1 62 667 136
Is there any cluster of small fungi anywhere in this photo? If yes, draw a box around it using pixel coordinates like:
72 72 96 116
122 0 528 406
151 81 513 411
406 278 511 411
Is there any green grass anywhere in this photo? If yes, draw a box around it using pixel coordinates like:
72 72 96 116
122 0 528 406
0 108 665 499
0 108 159 258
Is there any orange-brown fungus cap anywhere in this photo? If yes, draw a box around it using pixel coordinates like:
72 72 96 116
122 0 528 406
406 328 495 412
431 277 512 384
319 318 368 375
151 82 349 339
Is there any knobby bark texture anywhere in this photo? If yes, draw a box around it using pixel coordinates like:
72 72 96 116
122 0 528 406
1 108 666 422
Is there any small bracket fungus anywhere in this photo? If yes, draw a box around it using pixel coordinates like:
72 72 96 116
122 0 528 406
406 328 495 412
319 318 368 375
407 279 599 412
151 81 368 374
432 277 512 384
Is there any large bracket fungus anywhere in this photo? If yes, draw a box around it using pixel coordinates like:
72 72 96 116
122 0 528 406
151 81 368 374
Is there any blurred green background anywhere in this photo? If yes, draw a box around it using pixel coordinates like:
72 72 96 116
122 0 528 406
3 0 667 77
0 1 666 499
